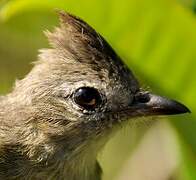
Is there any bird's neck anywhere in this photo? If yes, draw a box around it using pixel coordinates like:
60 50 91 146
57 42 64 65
31 156 102 180
5 140 102 180
19 127 105 180
0 98 108 180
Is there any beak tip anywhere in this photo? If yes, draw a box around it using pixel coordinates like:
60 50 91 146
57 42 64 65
143 93 191 116
158 98 191 115
130 92 191 117
175 103 191 114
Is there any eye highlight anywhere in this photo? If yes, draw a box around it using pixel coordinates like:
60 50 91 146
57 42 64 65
73 87 102 111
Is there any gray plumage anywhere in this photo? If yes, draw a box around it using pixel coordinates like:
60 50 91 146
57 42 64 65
0 11 190 180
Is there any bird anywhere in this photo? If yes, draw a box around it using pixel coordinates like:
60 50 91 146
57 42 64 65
0 11 190 180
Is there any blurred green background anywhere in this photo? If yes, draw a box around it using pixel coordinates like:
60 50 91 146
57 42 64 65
0 0 195 179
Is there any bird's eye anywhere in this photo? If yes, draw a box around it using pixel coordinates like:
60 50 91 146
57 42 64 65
73 87 102 111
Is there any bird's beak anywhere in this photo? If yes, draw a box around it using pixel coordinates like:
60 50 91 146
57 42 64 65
127 92 191 117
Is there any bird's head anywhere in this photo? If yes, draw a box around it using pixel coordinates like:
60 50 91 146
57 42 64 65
12 11 190 162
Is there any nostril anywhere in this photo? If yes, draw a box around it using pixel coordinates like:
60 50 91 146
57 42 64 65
135 93 150 104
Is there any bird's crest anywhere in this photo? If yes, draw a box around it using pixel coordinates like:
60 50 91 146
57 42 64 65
44 11 118 65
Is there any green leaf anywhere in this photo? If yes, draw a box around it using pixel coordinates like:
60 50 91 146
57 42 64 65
178 142 196 180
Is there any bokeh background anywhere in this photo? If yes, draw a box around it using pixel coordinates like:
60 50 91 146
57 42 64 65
0 0 195 179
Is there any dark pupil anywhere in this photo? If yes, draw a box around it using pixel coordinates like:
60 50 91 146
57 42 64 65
74 87 101 110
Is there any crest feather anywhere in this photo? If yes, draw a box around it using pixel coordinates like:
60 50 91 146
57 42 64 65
45 11 118 64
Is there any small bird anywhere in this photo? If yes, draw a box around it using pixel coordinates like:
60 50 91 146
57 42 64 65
0 11 190 180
